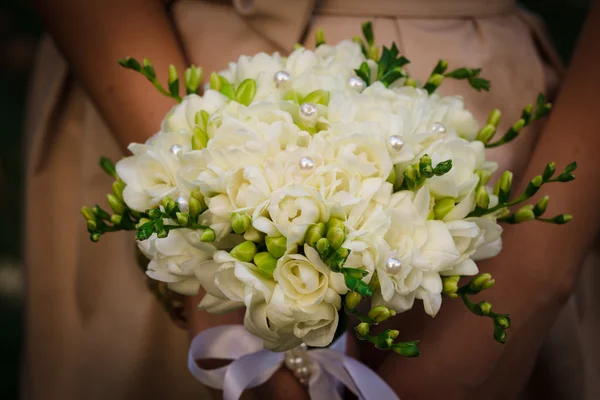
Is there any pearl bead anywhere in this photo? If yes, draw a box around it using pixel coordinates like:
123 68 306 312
169 144 182 156
176 196 189 213
298 343 308 352
298 156 315 171
348 76 366 92
273 70 291 88
384 257 403 275
299 102 318 123
431 122 446 133
296 365 311 380
387 135 405 152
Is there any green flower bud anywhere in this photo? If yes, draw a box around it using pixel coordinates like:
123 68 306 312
475 185 490 210
325 218 345 232
305 222 326 246
552 214 573 224
192 127 209 150
112 181 126 201
442 275 460 298
81 206 96 222
494 325 507 343
525 175 543 197
136 218 151 229
266 236 286 258
327 228 345 249
533 195 549 217
495 170 513 203
110 214 123 226
157 229 168 239
388 330 400 340
469 273 495 293
209 72 222 91
476 169 492 186
235 78 257 106
404 77 417 88
404 165 418 190
316 238 330 257
487 108 502 127
355 322 370 339
367 45 379 61
254 252 278 279
189 197 202 218
176 212 189 226
476 124 496 144
107 194 126 215
148 208 162 220
512 118 526 133
200 228 216 243
495 315 511 329
315 28 326 47
434 197 455 220
90 233 101 242
515 205 535 223
419 154 434 178
386 168 397 185
433 60 449 74
521 104 533 123
427 73 445 88
556 172 575 182
344 292 363 310
87 219 97 232
542 162 556 181
231 212 251 234
168 65 178 85
368 305 395 323
392 342 420 358
477 301 492 316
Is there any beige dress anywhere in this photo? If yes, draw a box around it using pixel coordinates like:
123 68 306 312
23 0 590 398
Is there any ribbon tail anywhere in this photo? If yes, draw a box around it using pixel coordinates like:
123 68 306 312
223 351 285 400
342 356 400 400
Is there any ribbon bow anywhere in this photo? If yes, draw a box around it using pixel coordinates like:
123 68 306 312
188 325 399 400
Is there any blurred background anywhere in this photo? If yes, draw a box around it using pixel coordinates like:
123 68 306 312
0 0 592 398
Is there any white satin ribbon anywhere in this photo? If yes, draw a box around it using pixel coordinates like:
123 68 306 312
188 325 399 400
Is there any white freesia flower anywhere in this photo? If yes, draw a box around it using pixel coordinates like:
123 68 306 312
161 91 229 133
116 131 190 211
138 229 215 296
253 186 329 245
273 245 347 307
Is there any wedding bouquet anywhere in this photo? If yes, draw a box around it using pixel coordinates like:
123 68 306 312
82 21 575 381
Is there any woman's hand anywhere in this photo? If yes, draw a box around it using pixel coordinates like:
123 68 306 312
357 2 600 398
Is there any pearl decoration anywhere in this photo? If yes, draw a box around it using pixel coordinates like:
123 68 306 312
299 102 318 123
176 196 189 213
387 135 405 152
273 70 291 88
384 257 403 275
298 156 315 171
431 122 446 133
169 144 182 156
284 343 312 386
348 76 366 92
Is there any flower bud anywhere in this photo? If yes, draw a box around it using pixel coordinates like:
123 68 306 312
161 196 174 210
112 181 126 201
176 212 189 226
442 275 460 298
254 252 278 279
231 212 251 234
327 228 345 249
302 90 330 106
266 236 286 258
81 206 96 222
388 330 400 340
392 342 420 358
552 214 573 224
315 28 326 46
521 104 533 123
189 197 202 218
434 197 455 220
368 305 394 323
476 124 496 144
525 175 543 197
148 208 162 220
419 154 434 178
494 170 513 203
107 194 126 215
515 205 535 223
200 228 216 243
487 108 502 127
192 127 209 150
476 301 492 316
495 315 511 330
404 77 417 88
90 233 101 242
542 162 556 181
426 73 444 89
87 219 97 233
494 325 507 343
168 65 178 85
344 292 363 310
157 229 168 239
209 72 222 91
404 165 418 190
235 78 257 106
476 169 492 186
230 241 257 262
305 222 326 246
469 273 495 293
316 238 330 257
386 168 396 185
355 322 370 339
136 218 150 229
475 186 490 210
110 214 123 226
512 118 526 133
325 218 345 232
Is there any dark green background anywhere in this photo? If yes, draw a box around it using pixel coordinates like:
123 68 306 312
0 0 590 398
